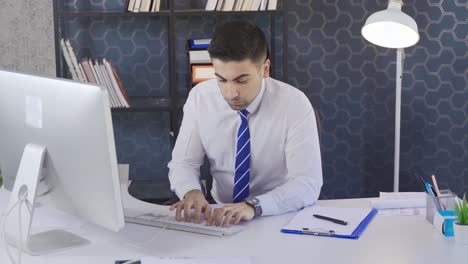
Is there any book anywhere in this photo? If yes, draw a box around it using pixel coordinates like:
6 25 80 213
104 59 130 108
139 0 152 12
251 0 261 11
192 65 216 84
133 0 142 12
216 0 224 11
100 62 124 108
109 61 131 107
205 0 218 11
222 0 235 11
59 39 78 81
64 39 85 82
267 0 277 10
127 0 136 12
241 0 251 11
98 61 120 108
88 58 100 86
189 50 211 64
151 0 161 12
81 59 97 84
260 0 268 11
188 39 211 49
234 0 244 11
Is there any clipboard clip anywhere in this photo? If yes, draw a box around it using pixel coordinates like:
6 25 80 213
301 228 335 236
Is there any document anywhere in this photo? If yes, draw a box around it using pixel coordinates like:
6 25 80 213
370 192 426 216
141 257 252 264
282 206 375 238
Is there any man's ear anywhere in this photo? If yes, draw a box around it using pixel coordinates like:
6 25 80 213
263 59 270 78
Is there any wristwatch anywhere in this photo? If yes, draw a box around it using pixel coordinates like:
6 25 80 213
244 197 262 217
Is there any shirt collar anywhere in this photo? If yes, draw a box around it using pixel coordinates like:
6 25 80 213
245 78 266 115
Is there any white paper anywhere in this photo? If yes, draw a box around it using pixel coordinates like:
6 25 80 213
142 257 252 264
377 207 426 217
282 206 372 235
370 192 426 209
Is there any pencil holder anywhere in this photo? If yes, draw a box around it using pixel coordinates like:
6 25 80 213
426 189 458 237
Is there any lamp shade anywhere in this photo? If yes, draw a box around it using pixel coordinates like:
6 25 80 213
362 1 419 48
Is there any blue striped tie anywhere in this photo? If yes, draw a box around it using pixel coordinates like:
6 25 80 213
233 109 250 203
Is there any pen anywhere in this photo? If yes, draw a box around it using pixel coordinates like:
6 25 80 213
313 214 348 225
425 182 442 211
431 175 446 210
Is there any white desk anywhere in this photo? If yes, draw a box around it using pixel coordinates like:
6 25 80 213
0 187 466 264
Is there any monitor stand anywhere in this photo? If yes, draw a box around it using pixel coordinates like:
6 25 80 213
4 143 90 256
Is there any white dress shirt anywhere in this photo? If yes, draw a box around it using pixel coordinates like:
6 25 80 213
168 77 323 216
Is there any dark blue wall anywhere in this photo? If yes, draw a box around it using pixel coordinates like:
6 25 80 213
63 0 467 198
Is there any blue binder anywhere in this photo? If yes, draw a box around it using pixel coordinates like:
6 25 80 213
188 39 211 49
281 208 377 240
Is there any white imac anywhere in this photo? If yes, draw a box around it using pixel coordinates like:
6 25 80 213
0 70 124 255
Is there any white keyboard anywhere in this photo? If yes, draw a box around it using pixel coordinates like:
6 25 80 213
125 212 247 237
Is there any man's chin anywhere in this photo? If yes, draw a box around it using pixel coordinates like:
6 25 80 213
229 104 246 110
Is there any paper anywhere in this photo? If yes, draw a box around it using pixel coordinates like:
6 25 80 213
282 206 372 235
370 192 426 209
141 257 252 264
377 207 426 216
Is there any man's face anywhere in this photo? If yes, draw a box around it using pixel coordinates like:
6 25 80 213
212 58 270 111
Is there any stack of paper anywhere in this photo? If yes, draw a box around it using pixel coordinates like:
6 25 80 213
370 192 426 216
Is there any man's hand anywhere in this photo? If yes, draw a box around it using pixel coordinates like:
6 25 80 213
169 189 212 224
206 202 254 227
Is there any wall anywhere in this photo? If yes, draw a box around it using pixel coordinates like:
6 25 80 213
0 0 55 76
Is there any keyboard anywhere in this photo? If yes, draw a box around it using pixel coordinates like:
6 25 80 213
125 212 247 237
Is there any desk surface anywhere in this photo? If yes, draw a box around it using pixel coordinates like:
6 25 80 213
0 188 466 264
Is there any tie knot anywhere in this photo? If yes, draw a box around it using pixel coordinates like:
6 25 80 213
239 109 249 119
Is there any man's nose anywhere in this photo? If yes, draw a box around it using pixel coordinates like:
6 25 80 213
226 83 240 99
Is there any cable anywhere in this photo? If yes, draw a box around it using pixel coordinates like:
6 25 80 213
2 198 27 264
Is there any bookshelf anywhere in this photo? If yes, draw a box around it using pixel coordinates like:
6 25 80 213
52 0 288 203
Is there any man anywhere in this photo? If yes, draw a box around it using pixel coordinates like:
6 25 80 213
168 20 322 227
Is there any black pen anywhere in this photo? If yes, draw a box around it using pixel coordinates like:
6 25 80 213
313 214 348 225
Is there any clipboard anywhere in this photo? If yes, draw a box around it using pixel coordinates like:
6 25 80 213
281 206 378 240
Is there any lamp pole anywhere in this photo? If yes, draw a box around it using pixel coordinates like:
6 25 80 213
394 48 403 192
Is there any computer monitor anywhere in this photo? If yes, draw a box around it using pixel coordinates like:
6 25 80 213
0 70 124 255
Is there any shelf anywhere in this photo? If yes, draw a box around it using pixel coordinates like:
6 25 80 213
111 96 186 112
174 9 283 16
59 10 282 18
60 11 171 17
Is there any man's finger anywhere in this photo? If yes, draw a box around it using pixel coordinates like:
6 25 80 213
169 201 180 211
193 203 203 224
233 211 243 225
214 208 227 226
223 209 234 227
175 201 184 221
203 204 212 221
183 201 194 222
207 208 221 226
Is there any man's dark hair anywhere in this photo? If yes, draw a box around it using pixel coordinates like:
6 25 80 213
208 20 269 64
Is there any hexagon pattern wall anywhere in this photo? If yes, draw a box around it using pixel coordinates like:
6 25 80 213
62 0 467 198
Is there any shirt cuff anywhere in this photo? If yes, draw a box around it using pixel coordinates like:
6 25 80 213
256 193 279 216
173 182 202 200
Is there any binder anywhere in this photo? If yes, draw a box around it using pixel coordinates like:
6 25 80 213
281 206 377 240
188 39 211 50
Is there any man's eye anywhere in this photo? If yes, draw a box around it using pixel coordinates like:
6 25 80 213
237 80 247 84
218 79 227 83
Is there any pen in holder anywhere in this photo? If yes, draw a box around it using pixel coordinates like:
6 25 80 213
426 189 458 237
